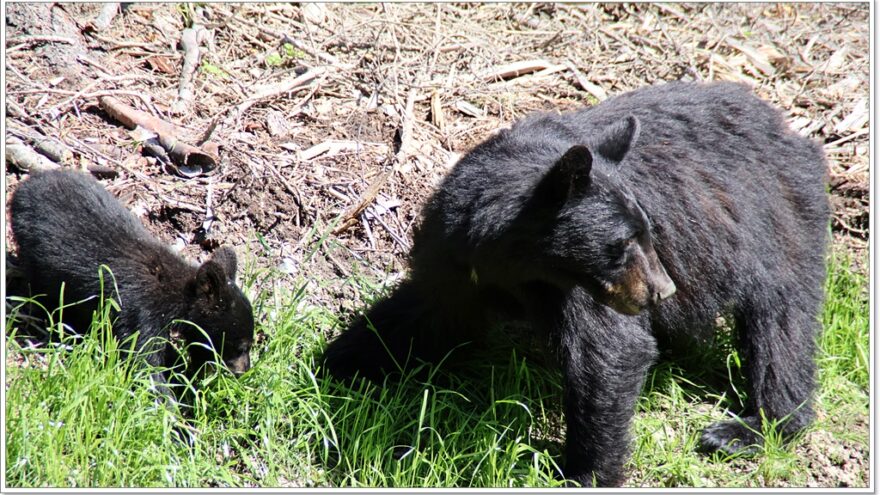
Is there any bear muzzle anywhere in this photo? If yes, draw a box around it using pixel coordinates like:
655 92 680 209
224 352 251 377
602 244 676 315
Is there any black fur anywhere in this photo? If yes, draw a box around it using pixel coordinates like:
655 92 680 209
10 169 255 398
322 82 829 486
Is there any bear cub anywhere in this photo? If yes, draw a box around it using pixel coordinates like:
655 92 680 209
10 169 255 399
323 82 829 486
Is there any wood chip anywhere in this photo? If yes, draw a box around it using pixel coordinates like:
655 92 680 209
430 90 445 132
481 59 552 82
822 46 849 74
834 98 868 135
454 100 483 118
301 3 328 25
726 39 775 76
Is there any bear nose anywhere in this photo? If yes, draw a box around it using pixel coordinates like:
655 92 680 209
651 282 677 305
654 282 676 303
225 353 251 377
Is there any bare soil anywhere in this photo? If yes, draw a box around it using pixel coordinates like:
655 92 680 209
3 3 870 488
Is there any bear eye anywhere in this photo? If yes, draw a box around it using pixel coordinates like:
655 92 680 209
619 236 637 250
606 239 630 263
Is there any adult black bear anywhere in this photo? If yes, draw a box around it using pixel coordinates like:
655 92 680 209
10 169 255 399
322 81 829 486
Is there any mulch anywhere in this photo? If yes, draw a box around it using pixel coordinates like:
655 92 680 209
4 2 870 308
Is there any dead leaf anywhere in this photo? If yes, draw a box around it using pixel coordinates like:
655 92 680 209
266 110 290 137
146 55 176 75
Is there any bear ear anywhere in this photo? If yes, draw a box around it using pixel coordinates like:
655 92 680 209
194 259 229 300
209 246 238 279
533 145 593 207
596 115 640 163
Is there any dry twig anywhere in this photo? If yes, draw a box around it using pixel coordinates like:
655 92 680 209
332 171 394 235
6 35 78 52
172 25 204 115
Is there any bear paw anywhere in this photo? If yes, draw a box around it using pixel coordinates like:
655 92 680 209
698 417 762 456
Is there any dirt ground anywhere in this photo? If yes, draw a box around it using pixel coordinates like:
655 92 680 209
3 2 871 487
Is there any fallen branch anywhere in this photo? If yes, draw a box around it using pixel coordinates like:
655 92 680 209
31 136 74 165
824 128 870 148
100 96 182 138
99 96 219 176
331 87 416 235
5 137 60 172
486 64 568 89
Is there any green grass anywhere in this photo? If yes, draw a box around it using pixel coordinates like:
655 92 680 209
4 254 869 487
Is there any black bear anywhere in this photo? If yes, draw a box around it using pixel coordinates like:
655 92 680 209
322 82 830 486
10 169 255 400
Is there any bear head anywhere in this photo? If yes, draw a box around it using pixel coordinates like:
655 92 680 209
525 115 677 315
180 246 255 376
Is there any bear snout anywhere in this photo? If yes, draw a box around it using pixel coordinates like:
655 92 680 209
650 280 677 305
225 352 251 377
646 264 676 306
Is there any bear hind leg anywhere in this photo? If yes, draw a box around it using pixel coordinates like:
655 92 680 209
322 278 485 383
700 293 821 455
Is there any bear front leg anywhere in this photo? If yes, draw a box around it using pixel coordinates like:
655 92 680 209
552 288 659 487
141 338 186 406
